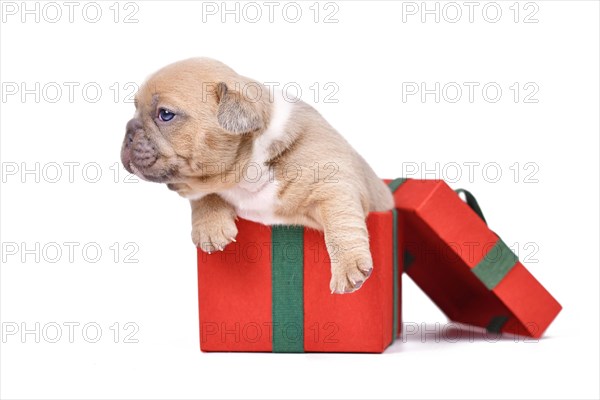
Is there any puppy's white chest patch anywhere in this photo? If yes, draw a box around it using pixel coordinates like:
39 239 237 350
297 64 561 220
217 89 293 226
219 175 286 225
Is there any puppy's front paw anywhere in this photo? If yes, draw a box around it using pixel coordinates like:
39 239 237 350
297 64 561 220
329 253 373 294
192 215 238 253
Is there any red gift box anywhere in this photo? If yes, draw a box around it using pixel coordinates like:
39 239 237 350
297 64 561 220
197 210 402 353
388 178 561 338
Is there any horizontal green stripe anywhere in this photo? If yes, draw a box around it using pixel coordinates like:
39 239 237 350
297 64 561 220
388 177 407 193
472 239 518 290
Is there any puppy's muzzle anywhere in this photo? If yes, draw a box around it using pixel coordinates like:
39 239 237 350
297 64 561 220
121 118 158 173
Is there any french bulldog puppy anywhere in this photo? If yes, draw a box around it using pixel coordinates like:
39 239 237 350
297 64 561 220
121 58 393 293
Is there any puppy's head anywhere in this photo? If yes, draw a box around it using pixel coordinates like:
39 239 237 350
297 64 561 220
120 58 269 185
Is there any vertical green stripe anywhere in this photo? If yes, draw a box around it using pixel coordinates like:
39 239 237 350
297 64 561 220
472 239 518 290
387 179 403 342
403 250 415 272
392 208 399 342
271 225 304 353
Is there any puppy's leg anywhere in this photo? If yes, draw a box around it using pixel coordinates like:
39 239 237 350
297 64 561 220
191 194 238 253
316 197 372 294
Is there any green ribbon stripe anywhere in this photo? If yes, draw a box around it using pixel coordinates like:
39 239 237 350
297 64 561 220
271 226 305 353
388 178 407 342
471 238 518 290
388 177 407 193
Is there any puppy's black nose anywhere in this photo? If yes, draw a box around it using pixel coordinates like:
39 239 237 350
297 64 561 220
125 118 143 146
126 130 134 145
126 118 142 133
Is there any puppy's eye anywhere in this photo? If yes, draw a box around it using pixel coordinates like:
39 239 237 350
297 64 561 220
158 108 175 122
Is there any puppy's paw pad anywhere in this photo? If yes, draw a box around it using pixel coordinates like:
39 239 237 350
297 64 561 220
358 265 373 278
192 220 238 254
329 261 373 294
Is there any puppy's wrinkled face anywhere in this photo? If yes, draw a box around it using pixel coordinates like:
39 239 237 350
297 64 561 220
120 58 267 186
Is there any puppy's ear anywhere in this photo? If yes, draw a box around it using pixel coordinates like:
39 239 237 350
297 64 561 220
215 82 264 134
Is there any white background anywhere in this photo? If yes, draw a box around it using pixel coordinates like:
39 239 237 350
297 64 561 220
1 1 598 399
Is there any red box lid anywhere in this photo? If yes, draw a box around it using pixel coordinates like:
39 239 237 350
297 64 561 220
389 178 561 338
